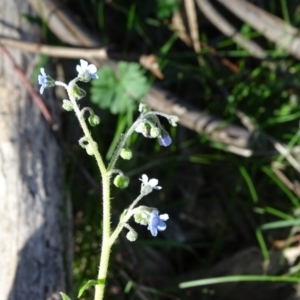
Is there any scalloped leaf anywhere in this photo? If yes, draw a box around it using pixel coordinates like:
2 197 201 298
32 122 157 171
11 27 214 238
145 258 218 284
91 62 149 114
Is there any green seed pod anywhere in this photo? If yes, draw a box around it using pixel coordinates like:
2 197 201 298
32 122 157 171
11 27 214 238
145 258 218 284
113 174 130 189
71 84 86 100
85 144 94 156
85 142 98 156
126 230 138 242
88 115 101 127
150 127 160 138
62 100 73 111
120 148 132 160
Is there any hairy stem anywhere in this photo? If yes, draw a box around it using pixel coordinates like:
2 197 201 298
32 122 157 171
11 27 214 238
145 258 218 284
66 78 111 300
109 194 144 246
107 117 142 172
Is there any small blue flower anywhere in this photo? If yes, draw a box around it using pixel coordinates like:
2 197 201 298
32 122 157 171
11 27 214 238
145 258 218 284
38 68 55 94
147 210 169 237
38 68 47 94
76 59 98 82
158 133 172 147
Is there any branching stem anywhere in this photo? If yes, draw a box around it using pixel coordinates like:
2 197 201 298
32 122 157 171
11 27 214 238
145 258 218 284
66 78 111 300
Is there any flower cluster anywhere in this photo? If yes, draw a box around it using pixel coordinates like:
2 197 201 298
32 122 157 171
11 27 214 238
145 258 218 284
38 59 98 95
134 103 179 148
38 61 173 243
135 122 172 147
129 175 169 237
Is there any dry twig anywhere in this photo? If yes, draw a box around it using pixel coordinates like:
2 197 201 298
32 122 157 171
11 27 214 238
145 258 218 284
217 0 300 60
195 0 269 60
184 0 202 62
0 37 163 79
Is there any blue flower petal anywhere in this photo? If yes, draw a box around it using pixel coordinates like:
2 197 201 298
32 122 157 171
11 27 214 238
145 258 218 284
39 84 45 94
147 210 168 237
38 68 47 95
158 134 172 147
157 221 166 231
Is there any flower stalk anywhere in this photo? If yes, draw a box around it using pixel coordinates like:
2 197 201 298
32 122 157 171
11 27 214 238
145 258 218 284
66 77 111 300
38 61 174 300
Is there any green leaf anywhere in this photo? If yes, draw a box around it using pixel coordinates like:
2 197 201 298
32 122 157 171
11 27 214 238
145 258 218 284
261 218 300 230
77 279 105 298
59 292 71 300
179 275 300 289
91 62 149 115
156 0 181 19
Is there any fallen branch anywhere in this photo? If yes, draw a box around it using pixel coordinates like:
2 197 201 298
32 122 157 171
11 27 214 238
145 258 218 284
0 37 163 79
217 0 300 60
195 0 268 59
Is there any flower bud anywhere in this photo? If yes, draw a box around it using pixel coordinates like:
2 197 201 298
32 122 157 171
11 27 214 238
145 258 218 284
120 148 132 160
62 100 73 111
88 115 100 127
138 103 150 114
85 142 98 156
126 230 138 242
158 131 172 147
150 127 160 138
168 115 179 127
113 174 130 189
71 84 86 100
85 144 94 156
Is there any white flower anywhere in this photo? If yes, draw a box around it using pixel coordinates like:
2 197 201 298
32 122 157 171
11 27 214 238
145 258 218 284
76 59 98 81
139 174 161 195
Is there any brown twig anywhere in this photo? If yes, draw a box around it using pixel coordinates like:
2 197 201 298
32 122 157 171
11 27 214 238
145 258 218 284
184 0 202 64
0 37 164 79
271 166 300 198
0 43 55 128
217 0 300 60
195 0 270 60
145 87 253 149
270 137 300 174
171 11 240 73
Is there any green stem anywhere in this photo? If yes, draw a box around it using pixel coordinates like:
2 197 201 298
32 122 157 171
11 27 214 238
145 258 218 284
66 78 111 300
107 110 171 172
109 194 144 246
107 117 142 171
109 207 139 246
